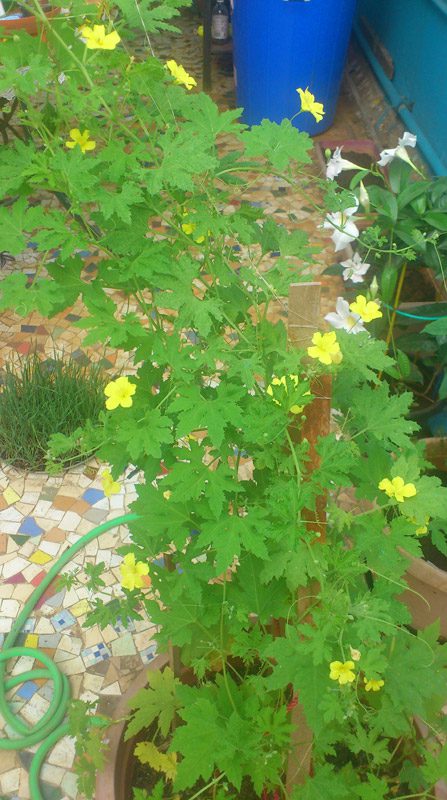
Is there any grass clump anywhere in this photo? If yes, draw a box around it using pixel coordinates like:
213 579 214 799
0 353 106 471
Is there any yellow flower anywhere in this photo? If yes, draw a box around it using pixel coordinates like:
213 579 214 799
197 24 204 37
296 87 325 123
166 59 197 90
329 660 356 685
79 24 121 50
307 331 343 366
104 376 136 410
378 476 417 503
101 470 120 498
163 490 172 500
181 215 205 244
349 295 383 323
364 677 384 692
266 374 305 414
407 515 430 535
65 128 96 154
120 552 150 591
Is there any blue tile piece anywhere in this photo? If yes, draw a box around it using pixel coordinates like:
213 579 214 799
81 642 111 666
78 250 92 257
113 616 136 634
51 610 76 631
140 644 157 664
82 488 105 505
18 516 43 537
17 681 38 700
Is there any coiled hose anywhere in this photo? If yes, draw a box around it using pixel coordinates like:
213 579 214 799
0 512 138 800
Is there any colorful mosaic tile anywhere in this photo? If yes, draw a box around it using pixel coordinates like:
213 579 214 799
51 610 77 632
81 642 111 668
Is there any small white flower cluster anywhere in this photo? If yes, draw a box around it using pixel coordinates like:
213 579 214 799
323 132 418 255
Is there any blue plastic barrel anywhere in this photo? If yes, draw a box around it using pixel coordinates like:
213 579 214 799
232 0 357 135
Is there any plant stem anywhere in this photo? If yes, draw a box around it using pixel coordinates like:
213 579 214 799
381 261 408 376
187 772 225 800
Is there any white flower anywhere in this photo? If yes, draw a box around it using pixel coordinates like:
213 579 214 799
326 146 362 180
325 297 366 334
57 72 66 85
323 201 360 252
378 131 417 167
340 252 370 284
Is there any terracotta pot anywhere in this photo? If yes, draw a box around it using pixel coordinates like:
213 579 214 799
0 7 59 35
400 552 447 639
95 653 169 800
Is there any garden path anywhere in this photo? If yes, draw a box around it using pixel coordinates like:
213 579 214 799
0 11 411 800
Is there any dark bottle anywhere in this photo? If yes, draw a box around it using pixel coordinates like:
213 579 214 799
211 0 229 43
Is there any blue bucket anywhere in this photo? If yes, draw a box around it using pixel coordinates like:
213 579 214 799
232 0 357 134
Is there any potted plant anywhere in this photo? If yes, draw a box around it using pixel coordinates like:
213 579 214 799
1 2 447 799
0 0 59 35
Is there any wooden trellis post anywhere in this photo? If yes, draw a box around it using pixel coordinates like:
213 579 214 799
286 282 332 791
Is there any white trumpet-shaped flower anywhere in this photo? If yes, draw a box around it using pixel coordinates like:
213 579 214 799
325 297 366 334
323 200 360 252
378 131 417 167
326 147 362 180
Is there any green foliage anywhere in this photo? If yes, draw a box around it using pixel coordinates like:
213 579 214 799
0 353 106 471
126 668 181 740
68 700 110 797
1 4 446 798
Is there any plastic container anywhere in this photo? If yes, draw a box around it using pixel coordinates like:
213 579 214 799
231 0 357 135
355 0 447 175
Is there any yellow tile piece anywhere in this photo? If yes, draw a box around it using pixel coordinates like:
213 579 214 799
29 550 52 565
3 487 21 505
70 599 91 618
25 634 39 649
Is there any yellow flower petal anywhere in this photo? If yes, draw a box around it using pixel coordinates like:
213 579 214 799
379 476 416 503
166 59 197 90
80 24 120 51
364 677 384 692
297 87 325 123
104 376 136 410
101 470 120 497
349 295 382 323
307 332 342 366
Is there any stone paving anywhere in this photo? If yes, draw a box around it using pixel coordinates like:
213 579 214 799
0 9 411 800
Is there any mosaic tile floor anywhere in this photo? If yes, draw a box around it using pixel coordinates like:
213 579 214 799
0 9 415 800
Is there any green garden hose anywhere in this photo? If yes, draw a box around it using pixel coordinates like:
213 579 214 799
0 512 139 800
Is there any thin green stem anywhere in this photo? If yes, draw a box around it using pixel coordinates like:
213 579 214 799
187 772 225 800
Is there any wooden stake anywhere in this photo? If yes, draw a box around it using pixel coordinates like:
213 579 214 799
286 283 331 792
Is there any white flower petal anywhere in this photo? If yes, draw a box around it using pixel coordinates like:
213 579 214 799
399 131 417 148
378 147 397 167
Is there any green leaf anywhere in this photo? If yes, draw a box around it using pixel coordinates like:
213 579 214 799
424 210 447 232
98 182 144 223
114 0 188 33
241 119 312 171
0 196 27 254
114 408 174 462
176 91 244 139
147 126 218 193
133 783 163 800
126 667 182 740
348 383 417 449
